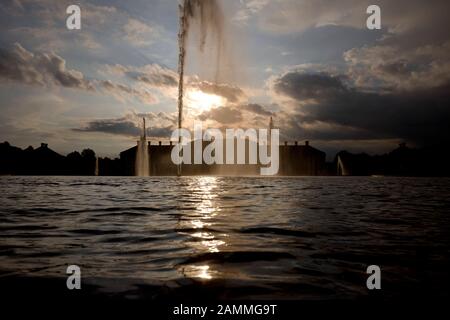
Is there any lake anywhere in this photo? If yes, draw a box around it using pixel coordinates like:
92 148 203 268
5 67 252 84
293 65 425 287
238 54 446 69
0 176 449 301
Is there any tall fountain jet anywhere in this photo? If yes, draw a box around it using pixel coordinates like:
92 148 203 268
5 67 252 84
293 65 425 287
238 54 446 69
135 118 149 176
177 1 189 176
177 0 225 176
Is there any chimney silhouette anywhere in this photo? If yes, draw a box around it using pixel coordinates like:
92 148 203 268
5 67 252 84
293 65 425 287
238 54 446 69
142 117 146 139
269 116 274 145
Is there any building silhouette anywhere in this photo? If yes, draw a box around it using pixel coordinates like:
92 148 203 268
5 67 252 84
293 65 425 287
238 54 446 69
120 118 326 176
120 140 326 176
2 137 448 177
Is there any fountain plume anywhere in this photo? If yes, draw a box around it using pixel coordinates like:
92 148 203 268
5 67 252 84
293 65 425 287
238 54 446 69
95 157 99 176
177 0 228 175
135 117 149 176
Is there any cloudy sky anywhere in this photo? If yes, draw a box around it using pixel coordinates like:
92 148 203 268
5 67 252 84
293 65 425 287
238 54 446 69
1 0 449 158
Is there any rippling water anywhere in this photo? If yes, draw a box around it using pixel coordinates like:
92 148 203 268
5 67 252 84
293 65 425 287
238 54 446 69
1 176 449 300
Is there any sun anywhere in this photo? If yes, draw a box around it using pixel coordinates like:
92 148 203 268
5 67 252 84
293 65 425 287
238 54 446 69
187 90 225 113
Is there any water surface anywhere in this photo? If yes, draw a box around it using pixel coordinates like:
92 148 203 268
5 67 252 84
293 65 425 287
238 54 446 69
1 176 449 300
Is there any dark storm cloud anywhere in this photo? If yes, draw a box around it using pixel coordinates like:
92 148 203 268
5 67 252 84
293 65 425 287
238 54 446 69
375 60 417 77
0 43 94 91
75 119 140 136
274 72 347 100
273 70 450 145
74 113 175 138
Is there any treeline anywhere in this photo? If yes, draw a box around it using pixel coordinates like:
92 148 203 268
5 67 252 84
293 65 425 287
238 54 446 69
333 143 450 177
0 142 122 176
2 140 450 177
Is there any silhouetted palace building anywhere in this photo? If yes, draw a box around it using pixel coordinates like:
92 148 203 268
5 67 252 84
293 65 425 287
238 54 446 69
120 139 326 176
2 140 449 176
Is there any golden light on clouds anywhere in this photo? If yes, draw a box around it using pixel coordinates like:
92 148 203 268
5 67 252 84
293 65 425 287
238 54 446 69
186 90 226 113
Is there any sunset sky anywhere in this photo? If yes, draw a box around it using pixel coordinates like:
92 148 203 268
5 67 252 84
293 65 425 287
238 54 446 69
1 0 449 158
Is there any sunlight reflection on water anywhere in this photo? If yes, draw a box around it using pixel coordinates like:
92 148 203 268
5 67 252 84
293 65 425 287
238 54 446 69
1 176 450 299
177 177 225 279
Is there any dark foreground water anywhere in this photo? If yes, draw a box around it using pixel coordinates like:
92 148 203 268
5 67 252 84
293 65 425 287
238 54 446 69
0 176 449 301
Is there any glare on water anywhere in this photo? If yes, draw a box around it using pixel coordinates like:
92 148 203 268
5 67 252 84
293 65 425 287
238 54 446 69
1 176 449 299
177 177 225 279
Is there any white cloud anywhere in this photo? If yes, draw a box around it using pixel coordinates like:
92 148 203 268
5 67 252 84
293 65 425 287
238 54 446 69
234 0 270 24
99 80 158 105
122 18 159 47
344 41 450 90
237 0 450 37
0 42 94 90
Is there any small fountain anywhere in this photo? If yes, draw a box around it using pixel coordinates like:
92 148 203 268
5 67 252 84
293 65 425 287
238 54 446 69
95 157 99 176
135 118 149 176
